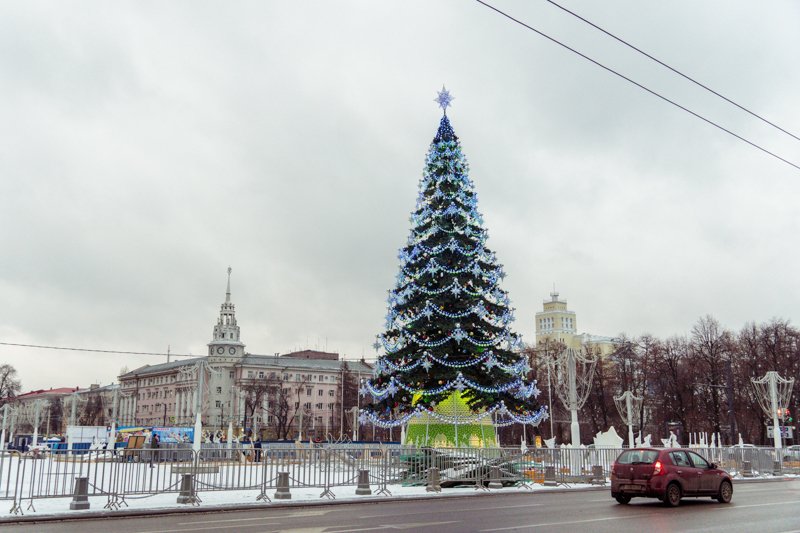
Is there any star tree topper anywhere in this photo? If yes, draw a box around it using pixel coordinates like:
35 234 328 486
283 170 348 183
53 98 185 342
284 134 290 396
435 86 454 114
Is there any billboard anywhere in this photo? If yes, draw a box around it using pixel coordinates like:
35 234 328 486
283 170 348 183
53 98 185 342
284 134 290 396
117 426 194 444
766 426 795 439
66 425 108 444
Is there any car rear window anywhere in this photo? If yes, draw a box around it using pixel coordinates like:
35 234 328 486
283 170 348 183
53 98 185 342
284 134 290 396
616 450 659 465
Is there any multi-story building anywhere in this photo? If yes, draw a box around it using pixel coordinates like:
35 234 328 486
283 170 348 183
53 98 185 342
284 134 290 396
10 387 79 435
10 383 119 436
534 290 617 357
118 270 372 439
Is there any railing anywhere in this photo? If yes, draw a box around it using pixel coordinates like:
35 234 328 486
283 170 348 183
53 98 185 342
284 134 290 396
0 444 796 515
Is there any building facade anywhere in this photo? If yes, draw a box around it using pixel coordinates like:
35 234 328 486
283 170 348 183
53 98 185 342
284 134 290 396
6 382 118 436
117 270 371 439
534 291 617 357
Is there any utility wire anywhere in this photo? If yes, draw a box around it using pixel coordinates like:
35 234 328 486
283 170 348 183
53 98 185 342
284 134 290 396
1 340 375 363
474 0 800 172
544 0 800 143
0 341 195 358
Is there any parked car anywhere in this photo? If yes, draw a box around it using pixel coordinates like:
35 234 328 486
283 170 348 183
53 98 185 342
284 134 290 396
611 448 733 507
782 445 800 462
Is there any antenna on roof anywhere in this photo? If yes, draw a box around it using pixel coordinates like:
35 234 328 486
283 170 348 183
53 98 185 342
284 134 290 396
167 345 171 364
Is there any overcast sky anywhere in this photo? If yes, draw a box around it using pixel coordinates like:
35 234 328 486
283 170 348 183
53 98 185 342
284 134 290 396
2 1 799 392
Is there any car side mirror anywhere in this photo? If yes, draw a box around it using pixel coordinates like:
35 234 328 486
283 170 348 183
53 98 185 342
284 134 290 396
709 463 716 470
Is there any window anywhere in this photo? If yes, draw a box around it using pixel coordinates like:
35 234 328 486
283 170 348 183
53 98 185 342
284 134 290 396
294 402 299 409
315 403 323 409
215 400 222 408
328 403 334 410
306 388 312 396
616 450 659 464
318 389 323 396
687 451 710 469
304 402 311 409
328 390 334 397
216 386 222 394
258 371 264 379
670 451 690 467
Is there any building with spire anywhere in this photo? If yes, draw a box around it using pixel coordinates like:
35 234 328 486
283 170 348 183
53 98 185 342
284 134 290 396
116 269 372 440
208 267 245 359
534 290 617 357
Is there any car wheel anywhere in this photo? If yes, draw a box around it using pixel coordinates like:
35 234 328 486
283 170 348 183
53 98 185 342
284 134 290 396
716 480 733 503
615 494 631 505
664 482 681 507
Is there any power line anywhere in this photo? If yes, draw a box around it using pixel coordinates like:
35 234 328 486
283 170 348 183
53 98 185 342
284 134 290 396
474 0 800 172
544 0 800 143
0 341 196 358
0 340 380 363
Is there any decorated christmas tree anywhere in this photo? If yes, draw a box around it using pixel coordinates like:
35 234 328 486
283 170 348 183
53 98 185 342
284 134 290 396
360 88 548 445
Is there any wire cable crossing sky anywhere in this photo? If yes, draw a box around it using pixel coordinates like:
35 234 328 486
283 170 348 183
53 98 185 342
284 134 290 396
543 0 800 143
474 0 800 171
1 1 798 391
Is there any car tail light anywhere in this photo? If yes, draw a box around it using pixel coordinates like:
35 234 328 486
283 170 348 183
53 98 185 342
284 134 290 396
653 460 664 476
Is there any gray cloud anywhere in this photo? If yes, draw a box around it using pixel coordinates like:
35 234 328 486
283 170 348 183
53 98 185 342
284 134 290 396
1 0 799 390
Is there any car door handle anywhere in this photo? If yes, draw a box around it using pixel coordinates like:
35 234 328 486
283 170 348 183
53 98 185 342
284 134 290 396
677 470 683 474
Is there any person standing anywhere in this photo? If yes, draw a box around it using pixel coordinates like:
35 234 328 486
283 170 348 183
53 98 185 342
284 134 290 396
149 430 160 468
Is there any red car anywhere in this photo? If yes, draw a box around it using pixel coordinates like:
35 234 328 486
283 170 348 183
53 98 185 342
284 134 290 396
611 448 733 506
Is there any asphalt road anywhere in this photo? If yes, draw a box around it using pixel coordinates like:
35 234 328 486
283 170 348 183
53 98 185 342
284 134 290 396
4 480 800 533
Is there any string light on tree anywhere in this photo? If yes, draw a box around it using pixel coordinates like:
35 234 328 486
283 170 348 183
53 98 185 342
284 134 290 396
360 88 548 443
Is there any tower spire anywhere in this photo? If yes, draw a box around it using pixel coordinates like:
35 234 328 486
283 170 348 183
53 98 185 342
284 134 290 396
226 266 232 303
208 267 244 357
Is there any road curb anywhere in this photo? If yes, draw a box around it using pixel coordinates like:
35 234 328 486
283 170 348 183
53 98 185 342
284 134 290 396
0 485 606 524
0 477 793 525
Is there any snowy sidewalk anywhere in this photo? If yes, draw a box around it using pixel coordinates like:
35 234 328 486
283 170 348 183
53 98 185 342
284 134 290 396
0 482 600 522
2 476 796 524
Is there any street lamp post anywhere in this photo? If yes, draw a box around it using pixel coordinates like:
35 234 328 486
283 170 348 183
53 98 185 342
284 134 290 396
752 371 795 450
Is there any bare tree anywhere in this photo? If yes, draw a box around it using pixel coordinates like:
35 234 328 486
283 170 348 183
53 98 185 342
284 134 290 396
240 379 269 433
79 393 105 425
266 381 293 440
0 364 21 406
336 361 360 439
583 348 616 437
49 397 64 435
689 315 733 436
649 336 694 443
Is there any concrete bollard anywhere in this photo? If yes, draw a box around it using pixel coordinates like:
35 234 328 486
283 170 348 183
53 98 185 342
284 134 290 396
274 471 291 500
591 465 605 485
356 469 372 495
69 476 90 510
177 474 196 504
426 467 441 493
544 465 557 486
742 461 753 477
773 460 782 476
487 466 503 489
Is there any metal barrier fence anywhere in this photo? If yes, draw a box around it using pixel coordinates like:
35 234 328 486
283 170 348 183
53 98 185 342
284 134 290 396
1 444 796 515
